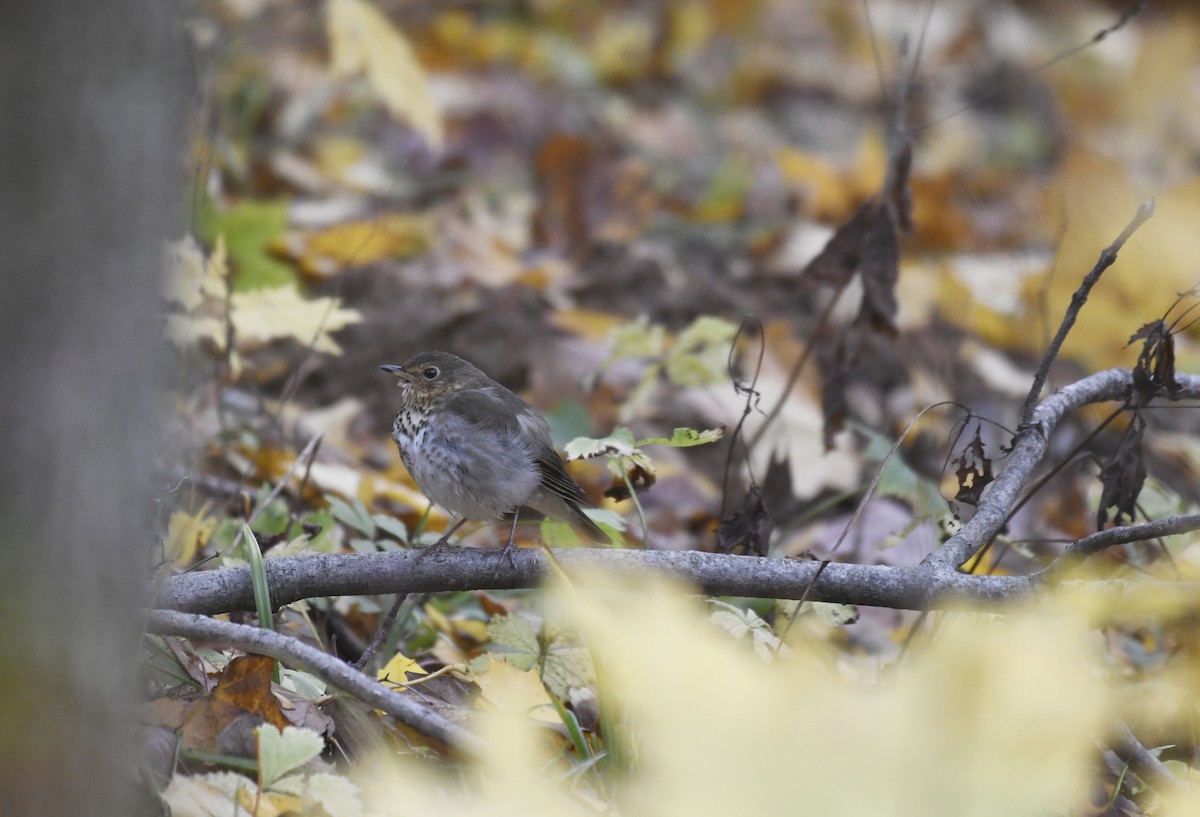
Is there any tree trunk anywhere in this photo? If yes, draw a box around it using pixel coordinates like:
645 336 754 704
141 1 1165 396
0 2 186 814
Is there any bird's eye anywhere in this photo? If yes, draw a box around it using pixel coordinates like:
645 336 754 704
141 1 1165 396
422 366 439 380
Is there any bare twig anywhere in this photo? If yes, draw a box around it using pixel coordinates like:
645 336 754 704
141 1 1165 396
146 608 483 757
1109 719 1187 797
1038 513 1200 583
230 433 323 552
720 316 765 517
916 1 1146 133
1020 200 1155 426
747 288 843 452
354 593 408 671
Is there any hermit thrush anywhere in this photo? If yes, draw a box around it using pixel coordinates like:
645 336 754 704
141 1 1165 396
381 351 612 558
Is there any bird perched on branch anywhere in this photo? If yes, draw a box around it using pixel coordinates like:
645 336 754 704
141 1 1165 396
381 351 611 560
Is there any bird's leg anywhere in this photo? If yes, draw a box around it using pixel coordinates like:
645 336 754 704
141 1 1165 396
495 508 522 573
415 516 468 560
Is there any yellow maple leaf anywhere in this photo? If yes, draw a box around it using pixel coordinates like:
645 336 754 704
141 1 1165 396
376 651 428 690
162 503 216 567
327 0 443 150
273 214 433 280
230 285 361 356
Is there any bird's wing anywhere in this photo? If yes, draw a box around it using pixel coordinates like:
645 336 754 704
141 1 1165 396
443 388 525 436
446 388 588 504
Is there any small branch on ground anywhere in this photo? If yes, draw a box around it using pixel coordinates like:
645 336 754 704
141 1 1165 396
1109 719 1187 797
1037 513 1200 583
145 608 483 757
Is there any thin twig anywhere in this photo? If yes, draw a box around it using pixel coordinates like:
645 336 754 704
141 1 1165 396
748 291 842 451
230 433 323 552
1037 513 1200 583
354 593 408 671
1020 200 1155 426
915 1 1146 133
720 317 765 517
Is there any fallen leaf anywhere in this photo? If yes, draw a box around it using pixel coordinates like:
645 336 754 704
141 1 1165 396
327 0 443 150
274 214 434 280
376 651 429 691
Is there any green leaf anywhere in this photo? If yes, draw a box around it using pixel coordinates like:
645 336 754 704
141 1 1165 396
251 494 290 538
289 508 341 552
563 427 638 461
199 200 295 291
602 317 666 367
255 724 324 789
637 426 725 448
327 495 376 537
373 514 409 543
298 772 364 817
244 524 275 633
709 600 781 661
279 669 327 698
488 613 540 671
539 621 595 700
665 315 738 387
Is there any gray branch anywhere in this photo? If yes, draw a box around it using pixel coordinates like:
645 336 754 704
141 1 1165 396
1038 512 1200 582
152 369 1200 618
154 546 1200 616
145 609 484 757
924 369 1200 571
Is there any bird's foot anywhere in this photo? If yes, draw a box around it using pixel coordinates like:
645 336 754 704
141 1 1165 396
413 532 459 561
413 518 469 561
493 537 520 577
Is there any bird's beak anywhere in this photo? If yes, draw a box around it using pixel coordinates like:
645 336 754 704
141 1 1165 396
380 364 411 383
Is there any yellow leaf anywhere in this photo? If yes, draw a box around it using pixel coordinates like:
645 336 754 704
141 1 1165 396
327 0 443 150
162 503 216 567
1009 150 1200 375
774 147 852 221
473 659 558 723
550 308 628 343
230 285 361 355
274 215 433 280
591 13 655 83
377 651 428 690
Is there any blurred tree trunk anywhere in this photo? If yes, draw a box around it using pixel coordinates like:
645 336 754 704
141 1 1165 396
0 2 186 815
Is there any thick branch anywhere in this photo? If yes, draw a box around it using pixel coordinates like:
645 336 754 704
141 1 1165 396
924 369 1200 571
155 546 1200 616
145 609 483 757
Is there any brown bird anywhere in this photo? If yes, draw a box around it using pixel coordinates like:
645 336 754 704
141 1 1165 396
381 351 612 559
